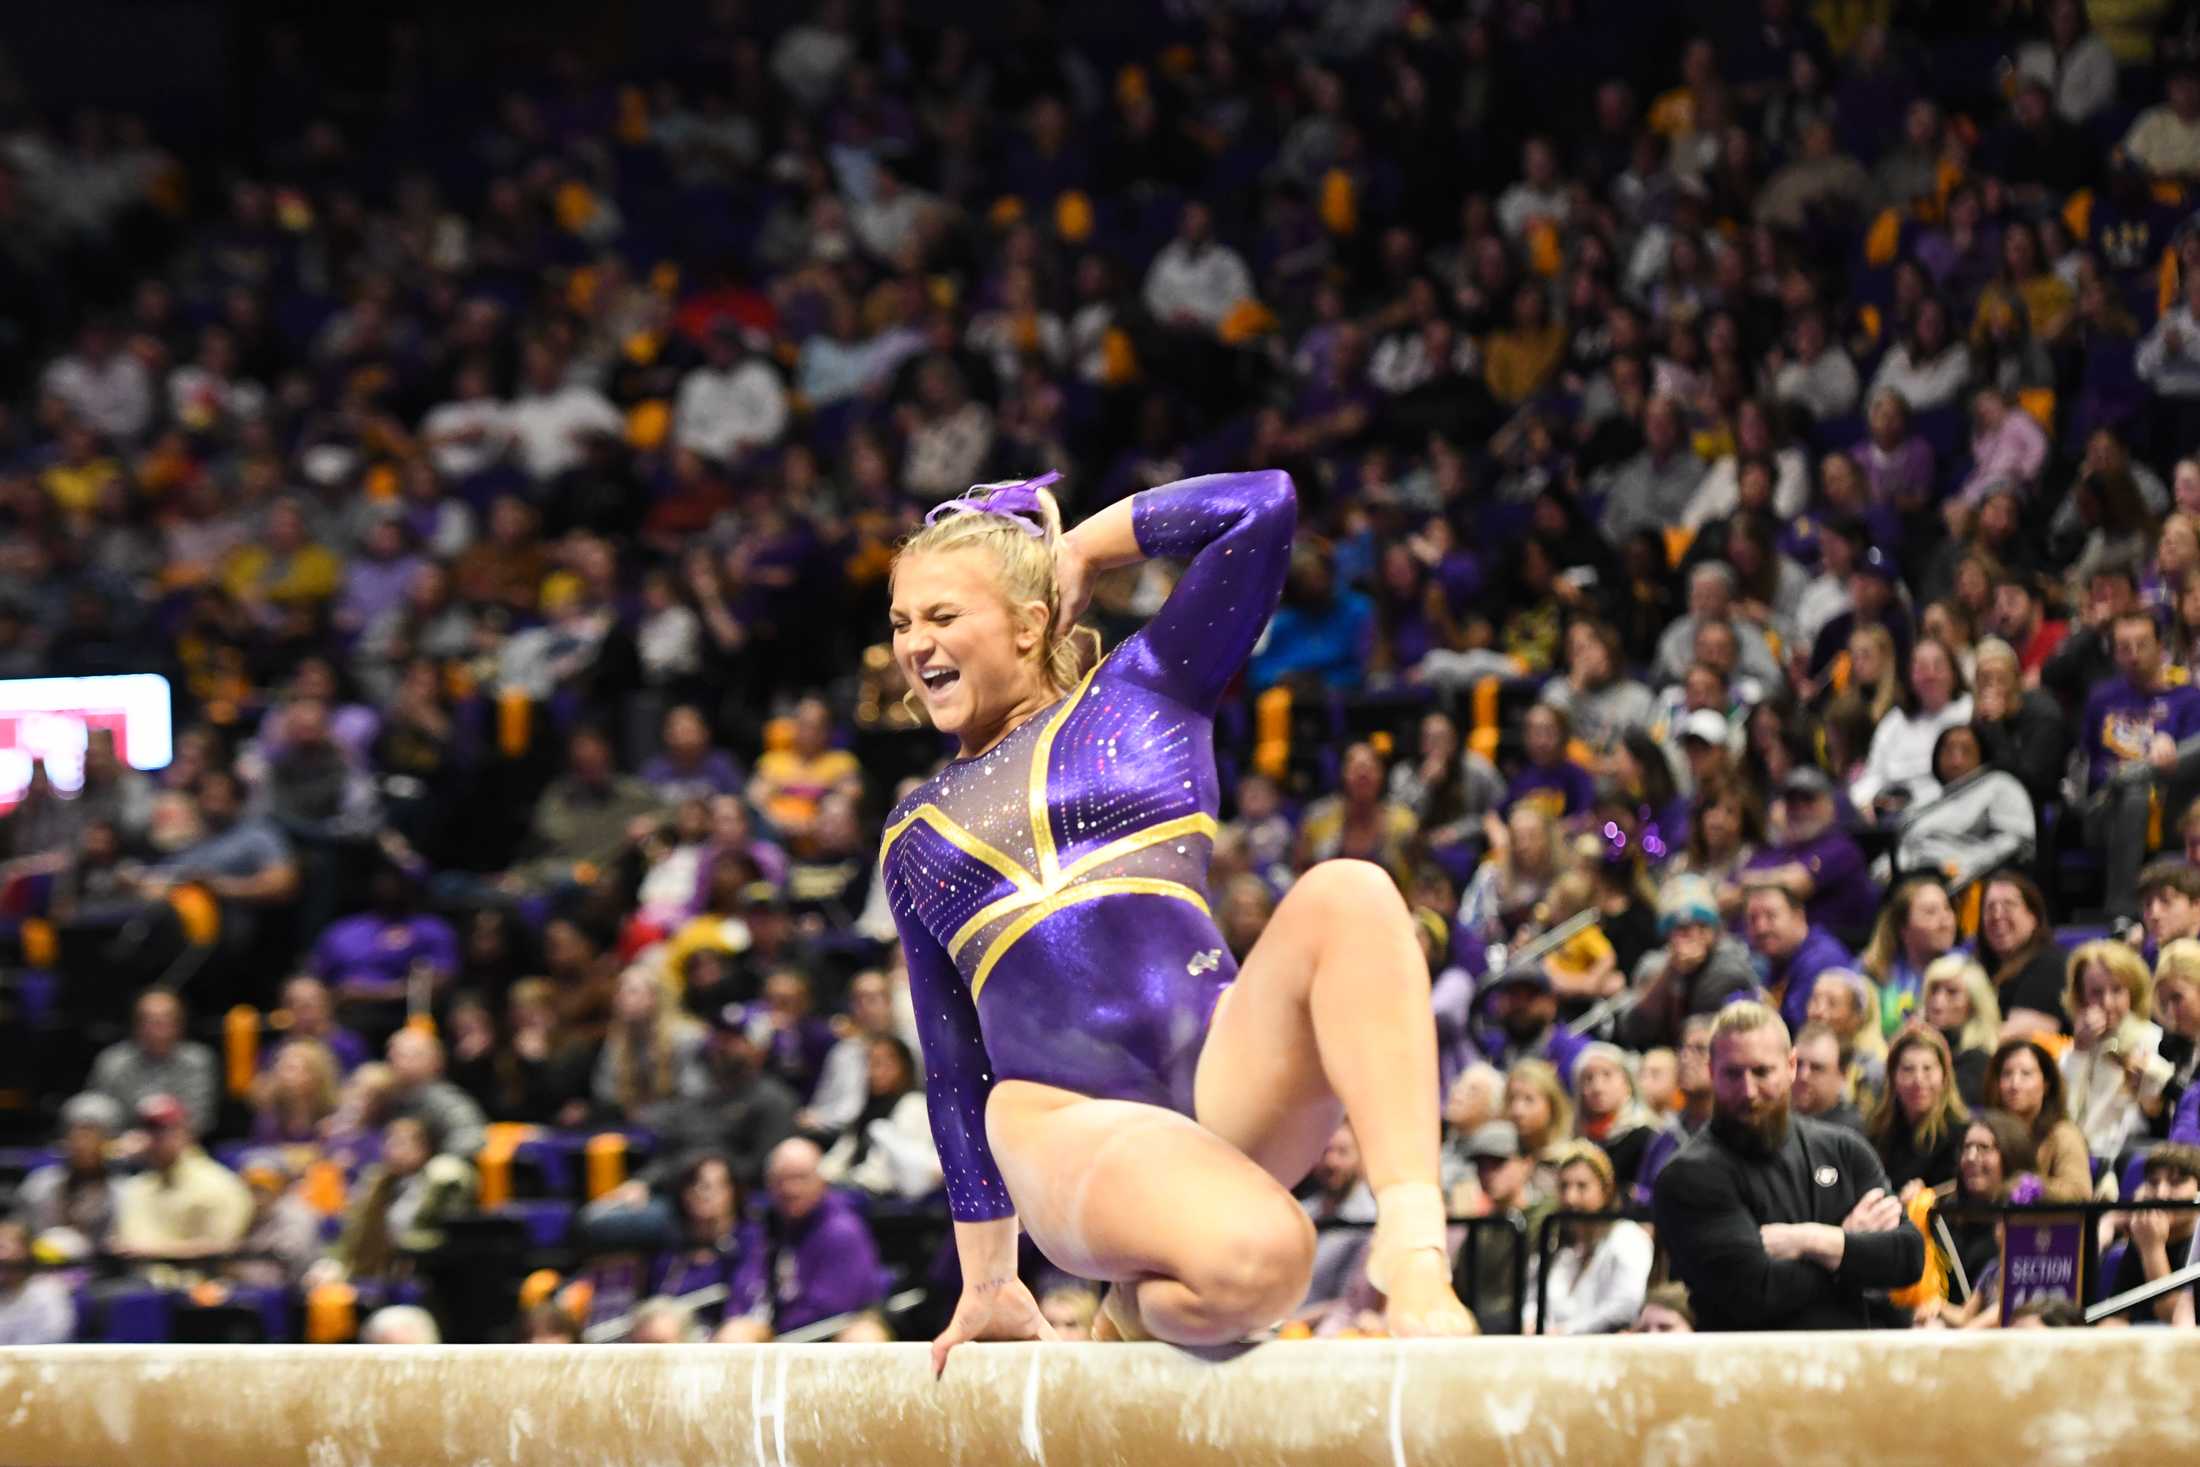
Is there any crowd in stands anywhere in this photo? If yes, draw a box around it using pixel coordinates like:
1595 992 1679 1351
7 0 2200 1346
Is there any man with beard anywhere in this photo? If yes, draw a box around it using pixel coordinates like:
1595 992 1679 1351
1652 1003 1923 1330
1477 969 1588 1083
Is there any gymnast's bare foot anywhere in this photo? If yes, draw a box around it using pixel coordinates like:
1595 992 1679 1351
1377 1250 1478 1337
1090 1284 1150 1342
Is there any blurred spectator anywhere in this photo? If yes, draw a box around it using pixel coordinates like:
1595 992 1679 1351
2018 0 2118 126
504 726 664 895
1803 968 1886 1106
311 1116 475 1286
266 975 369 1074
313 862 460 1009
385 1028 489 1160
1867 1026 1970 1200
1522 1140 1652 1336
229 1153 326 1287
86 988 218 1140
1981 1037 2095 1202
645 1152 765 1334
2098 1144 2200 1328
673 322 788 466
2140 860 2200 956
1459 1120 1547 1335
2156 940 2200 1134
1891 723 2037 887
359 1304 442 1344
592 966 710 1126
2061 940 2175 1163
1850 640 1974 818
626 1002 797 1192
1791 1023 1866 1134
2076 612 2200 919
1742 881 1855 1034
1618 876 1758 1052
1299 1123 1376 1316
12 1093 126 1252
111 1094 253 1265
0 1219 74 1346
507 339 621 484
1743 769 1878 938
1858 877 1961 1038
1976 871 2071 1038
2120 61 2200 181
641 704 745 805
1298 741 1418 879
1921 956 2001 1106
1568 1043 1674 1196
758 1137 884 1333
746 696 860 839
248 1039 340 1144
817 1035 939 1201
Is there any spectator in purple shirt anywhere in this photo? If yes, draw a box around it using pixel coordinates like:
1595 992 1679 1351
1852 389 1935 520
1506 703 1598 819
752 970 838 1104
758 1136 886 1333
1742 767 1881 939
334 512 425 637
1743 882 1856 1036
261 975 370 1074
312 862 462 1008
2081 611 2200 917
639 704 746 805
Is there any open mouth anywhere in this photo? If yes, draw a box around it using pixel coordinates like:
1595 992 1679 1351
918 666 960 696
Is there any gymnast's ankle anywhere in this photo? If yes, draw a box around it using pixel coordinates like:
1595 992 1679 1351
1094 1283 1152 1342
1366 1182 1450 1295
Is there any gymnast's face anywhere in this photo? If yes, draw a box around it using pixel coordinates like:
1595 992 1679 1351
891 548 1049 743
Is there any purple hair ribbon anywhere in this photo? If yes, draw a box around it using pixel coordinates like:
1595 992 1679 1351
922 473 1062 537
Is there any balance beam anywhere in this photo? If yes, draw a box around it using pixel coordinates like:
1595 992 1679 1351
1 1333 2195 1466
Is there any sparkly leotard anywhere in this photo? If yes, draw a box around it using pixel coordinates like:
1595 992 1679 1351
880 471 1296 1221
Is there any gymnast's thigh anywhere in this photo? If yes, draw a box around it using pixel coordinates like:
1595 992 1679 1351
984 1078 1305 1283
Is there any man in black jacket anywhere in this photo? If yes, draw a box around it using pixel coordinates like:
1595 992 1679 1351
1654 1002 1924 1330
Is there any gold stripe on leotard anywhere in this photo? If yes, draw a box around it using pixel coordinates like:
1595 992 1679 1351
947 813 1220 958
967 876 1210 1001
1056 812 1218 884
1026 667 1098 884
876 804 1041 892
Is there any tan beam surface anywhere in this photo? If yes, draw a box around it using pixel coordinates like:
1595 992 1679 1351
1 1332 2195 1466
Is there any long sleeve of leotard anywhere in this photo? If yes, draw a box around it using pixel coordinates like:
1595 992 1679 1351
886 861 1016 1222
1114 470 1297 712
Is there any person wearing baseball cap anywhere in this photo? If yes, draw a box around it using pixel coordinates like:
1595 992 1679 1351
1478 965 1588 1082
1458 1120 1551 1334
11 1094 127 1256
110 1094 254 1271
1619 876 1762 1051
1740 765 1881 941
1806 542 1914 683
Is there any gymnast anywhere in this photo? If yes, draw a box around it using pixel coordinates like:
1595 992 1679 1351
879 468 1473 1372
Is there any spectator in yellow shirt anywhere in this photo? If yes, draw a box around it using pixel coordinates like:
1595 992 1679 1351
748 696 861 840
222 496 343 612
39 422 122 515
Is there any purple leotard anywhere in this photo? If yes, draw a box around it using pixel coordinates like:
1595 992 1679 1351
880 471 1296 1221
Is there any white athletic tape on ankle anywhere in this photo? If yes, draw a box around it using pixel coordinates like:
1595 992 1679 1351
1368 1183 1449 1294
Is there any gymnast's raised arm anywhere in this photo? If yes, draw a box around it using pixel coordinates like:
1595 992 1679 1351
1055 470 1297 712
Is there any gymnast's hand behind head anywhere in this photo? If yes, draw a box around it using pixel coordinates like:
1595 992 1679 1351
1051 535 1095 630
930 1277 1060 1378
